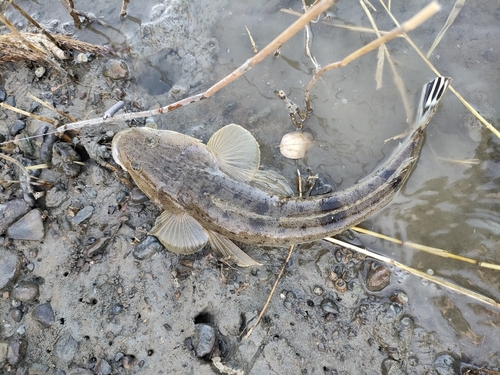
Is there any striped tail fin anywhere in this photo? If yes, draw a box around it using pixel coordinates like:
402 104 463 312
414 76 452 128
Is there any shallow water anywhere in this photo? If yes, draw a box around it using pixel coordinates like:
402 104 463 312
7 0 500 368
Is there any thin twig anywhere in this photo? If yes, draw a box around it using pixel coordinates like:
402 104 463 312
53 0 334 135
305 1 441 112
242 244 295 340
323 237 500 309
0 153 34 195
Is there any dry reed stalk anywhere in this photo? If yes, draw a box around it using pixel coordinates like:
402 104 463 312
0 102 57 125
304 1 441 112
359 0 411 122
352 226 500 271
54 0 335 135
427 0 468 58
27 93 77 122
323 236 500 309
378 0 500 140
0 152 34 195
0 32 108 63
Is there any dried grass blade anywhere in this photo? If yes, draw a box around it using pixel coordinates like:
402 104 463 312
323 236 500 309
28 92 77 122
427 0 468 58
0 102 56 125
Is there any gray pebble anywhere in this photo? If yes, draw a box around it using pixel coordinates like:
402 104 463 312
114 352 124 362
11 309 23 322
68 368 93 375
32 303 55 328
0 342 8 365
133 236 163 260
7 339 27 365
55 334 79 363
321 299 339 314
11 281 39 302
26 263 35 272
16 325 25 335
0 199 31 235
433 353 458 375
94 358 112 375
6 95 15 107
0 87 6 102
129 187 149 204
29 363 49 375
71 206 94 225
0 249 21 290
10 120 26 136
7 209 45 241
45 188 68 208
194 323 216 357
29 101 41 113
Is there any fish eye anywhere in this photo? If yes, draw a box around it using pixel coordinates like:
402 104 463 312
145 136 157 148
131 161 142 171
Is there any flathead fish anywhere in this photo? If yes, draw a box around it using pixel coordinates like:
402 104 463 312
112 77 451 266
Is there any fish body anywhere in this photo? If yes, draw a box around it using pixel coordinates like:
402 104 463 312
112 77 451 265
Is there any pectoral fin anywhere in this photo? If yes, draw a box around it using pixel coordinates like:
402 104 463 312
250 169 294 196
208 231 261 267
149 210 209 254
207 124 260 183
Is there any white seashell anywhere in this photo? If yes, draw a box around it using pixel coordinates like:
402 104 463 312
279 131 312 159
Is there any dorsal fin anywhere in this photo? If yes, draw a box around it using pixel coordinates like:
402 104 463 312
250 169 294 196
149 210 209 254
208 231 261 267
207 124 260 182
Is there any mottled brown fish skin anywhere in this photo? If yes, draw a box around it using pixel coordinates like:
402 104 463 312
112 124 425 247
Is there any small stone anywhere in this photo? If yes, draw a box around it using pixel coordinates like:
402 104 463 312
7 209 45 241
0 87 6 102
0 249 21 290
32 303 55 328
7 339 27 365
16 325 25 335
0 342 8 365
94 358 112 375
55 334 79 363
194 323 216 358
312 286 324 296
11 281 39 302
103 59 129 80
433 353 457 375
11 309 23 322
321 299 339 314
68 368 93 375
29 363 49 375
133 236 162 260
26 263 35 272
29 101 41 113
45 188 68 208
0 199 31 235
114 352 124 362
366 265 391 292
10 120 26 136
6 95 15 107
86 237 110 257
71 206 94 225
35 66 46 78
129 187 149 204
122 355 135 369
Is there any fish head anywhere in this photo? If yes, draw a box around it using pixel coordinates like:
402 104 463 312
112 126 215 207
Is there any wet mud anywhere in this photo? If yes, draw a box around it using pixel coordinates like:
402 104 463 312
1 0 500 374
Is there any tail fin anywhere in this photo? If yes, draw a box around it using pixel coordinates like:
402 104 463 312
414 76 452 128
